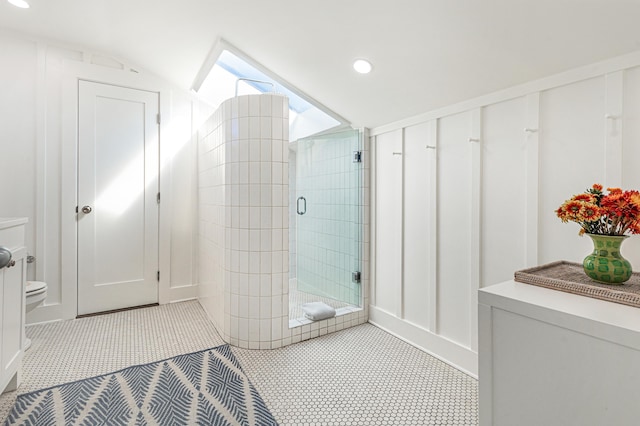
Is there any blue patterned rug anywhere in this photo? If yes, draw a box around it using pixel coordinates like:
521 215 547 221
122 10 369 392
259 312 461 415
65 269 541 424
4 345 278 425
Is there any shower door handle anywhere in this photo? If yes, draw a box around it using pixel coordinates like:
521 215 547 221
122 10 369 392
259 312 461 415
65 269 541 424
297 196 307 215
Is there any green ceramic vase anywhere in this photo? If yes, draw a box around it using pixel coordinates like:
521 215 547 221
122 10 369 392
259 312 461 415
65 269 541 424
583 234 632 284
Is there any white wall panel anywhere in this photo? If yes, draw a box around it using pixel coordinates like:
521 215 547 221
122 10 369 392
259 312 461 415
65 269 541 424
437 111 471 347
374 130 403 315
169 91 197 289
539 77 606 264
481 98 527 288
403 122 433 329
0 37 37 280
622 66 640 270
622 67 640 188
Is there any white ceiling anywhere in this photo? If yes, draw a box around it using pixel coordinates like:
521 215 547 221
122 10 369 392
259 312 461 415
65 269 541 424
2 0 640 129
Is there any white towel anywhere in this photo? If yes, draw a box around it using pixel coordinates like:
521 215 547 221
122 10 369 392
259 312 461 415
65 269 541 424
301 302 336 321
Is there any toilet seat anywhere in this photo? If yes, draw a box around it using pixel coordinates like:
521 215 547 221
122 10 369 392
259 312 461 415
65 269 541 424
26 281 47 296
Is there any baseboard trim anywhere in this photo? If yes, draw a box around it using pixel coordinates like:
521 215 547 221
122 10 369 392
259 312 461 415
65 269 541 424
369 305 478 378
167 284 198 303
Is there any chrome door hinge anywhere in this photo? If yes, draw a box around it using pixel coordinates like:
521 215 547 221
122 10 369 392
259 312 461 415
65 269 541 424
353 151 362 163
156 113 161 125
157 192 160 204
157 270 160 281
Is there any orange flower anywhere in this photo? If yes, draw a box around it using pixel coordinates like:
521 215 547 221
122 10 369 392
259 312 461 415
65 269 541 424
564 200 582 215
572 193 596 203
601 192 625 216
580 204 601 221
629 192 640 210
557 184 640 236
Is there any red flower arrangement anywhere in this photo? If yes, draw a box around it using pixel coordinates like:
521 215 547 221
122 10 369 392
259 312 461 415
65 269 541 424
556 184 640 236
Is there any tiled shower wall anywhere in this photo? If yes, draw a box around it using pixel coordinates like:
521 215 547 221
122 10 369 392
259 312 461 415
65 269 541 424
198 93 369 349
198 94 289 349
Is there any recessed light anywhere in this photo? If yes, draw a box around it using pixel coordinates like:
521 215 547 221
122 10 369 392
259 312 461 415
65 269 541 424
7 0 30 8
353 59 372 74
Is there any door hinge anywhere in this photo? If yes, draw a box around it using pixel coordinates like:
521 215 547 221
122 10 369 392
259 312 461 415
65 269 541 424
156 113 161 125
157 270 160 281
157 192 160 204
353 151 362 163
75 206 78 213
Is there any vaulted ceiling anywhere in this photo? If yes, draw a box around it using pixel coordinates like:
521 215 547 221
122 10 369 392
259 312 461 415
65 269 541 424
2 0 640 129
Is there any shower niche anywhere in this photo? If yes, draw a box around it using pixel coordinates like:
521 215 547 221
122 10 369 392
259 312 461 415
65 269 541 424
198 93 368 350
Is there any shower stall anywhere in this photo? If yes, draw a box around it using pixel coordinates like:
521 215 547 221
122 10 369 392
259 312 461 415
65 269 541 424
198 93 367 349
288 129 363 321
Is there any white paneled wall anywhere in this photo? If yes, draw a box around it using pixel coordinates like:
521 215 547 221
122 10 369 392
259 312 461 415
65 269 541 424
481 97 527 288
373 130 402 315
539 77 607 264
370 53 640 377
622 68 640 259
437 111 473 348
402 122 433 330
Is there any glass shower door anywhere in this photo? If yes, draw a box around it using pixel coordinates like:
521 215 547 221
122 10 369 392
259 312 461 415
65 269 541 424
294 129 362 308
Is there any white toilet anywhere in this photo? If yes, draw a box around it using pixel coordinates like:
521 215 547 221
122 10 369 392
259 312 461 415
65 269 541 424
24 281 47 350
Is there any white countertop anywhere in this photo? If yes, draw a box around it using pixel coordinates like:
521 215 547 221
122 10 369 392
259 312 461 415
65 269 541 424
0 217 28 230
479 280 640 349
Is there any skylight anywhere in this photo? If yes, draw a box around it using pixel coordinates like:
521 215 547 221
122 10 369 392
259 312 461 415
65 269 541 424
192 41 345 141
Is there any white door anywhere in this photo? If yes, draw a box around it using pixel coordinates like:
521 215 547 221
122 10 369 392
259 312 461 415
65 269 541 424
77 80 159 315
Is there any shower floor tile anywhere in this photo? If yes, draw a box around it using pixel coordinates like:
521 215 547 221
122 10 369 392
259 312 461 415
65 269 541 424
289 278 354 320
0 301 478 425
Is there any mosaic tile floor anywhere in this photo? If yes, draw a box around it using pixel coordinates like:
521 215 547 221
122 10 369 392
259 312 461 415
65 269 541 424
289 278 353 320
234 323 478 426
1 300 478 425
0 301 225 422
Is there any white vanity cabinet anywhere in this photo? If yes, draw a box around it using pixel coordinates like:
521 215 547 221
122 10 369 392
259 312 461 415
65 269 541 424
0 218 27 394
479 280 640 426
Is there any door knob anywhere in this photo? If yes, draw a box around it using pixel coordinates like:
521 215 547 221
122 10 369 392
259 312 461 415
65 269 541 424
82 205 93 214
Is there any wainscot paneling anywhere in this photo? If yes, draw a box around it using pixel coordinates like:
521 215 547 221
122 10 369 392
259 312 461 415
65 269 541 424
370 51 640 377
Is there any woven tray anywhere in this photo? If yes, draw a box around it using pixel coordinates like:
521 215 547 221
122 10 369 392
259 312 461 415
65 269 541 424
514 261 640 308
